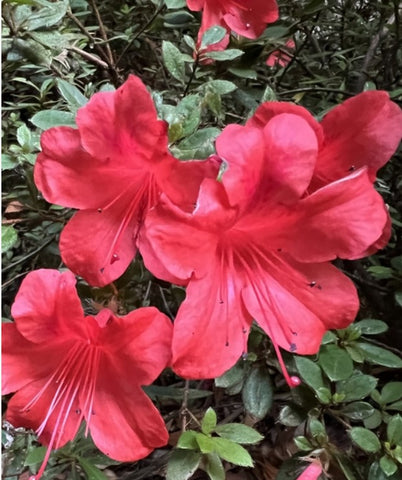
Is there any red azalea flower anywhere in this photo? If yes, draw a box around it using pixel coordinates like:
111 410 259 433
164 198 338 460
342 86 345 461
140 92 401 383
34 75 215 287
266 39 295 67
187 0 279 50
2 269 172 479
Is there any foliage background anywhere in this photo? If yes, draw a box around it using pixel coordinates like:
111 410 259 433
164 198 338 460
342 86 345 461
2 0 402 479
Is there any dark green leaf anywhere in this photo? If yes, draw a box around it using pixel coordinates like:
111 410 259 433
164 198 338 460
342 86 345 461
380 456 398 476
242 366 273 420
336 372 378 401
203 80 237 95
294 356 325 391
26 0 68 30
319 344 353 381
382 382 402 404
356 342 402 368
57 79 87 112
387 415 402 445
294 436 313 451
144 385 213 400
24 446 46 466
363 409 383 430
215 360 245 388
167 449 202 480
350 427 381 453
162 41 186 82
355 319 388 335
340 402 375 420
77 457 108 480
278 405 306 427
204 49 244 61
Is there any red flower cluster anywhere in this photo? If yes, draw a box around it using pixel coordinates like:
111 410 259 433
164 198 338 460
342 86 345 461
3 71 402 478
140 91 401 383
187 0 279 50
2 270 172 479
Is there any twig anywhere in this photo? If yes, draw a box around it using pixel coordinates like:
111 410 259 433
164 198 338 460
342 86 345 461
67 46 109 68
183 54 199 96
2 235 56 274
278 87 357 98
89 0 115 66
181 379 190 432
116 0 165 68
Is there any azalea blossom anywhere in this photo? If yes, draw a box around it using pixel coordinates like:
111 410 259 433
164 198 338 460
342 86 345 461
187 0 279 50
266 39 295 67
140 91 402 383
297 460 323 480
2 269 172 479
34 75 214 286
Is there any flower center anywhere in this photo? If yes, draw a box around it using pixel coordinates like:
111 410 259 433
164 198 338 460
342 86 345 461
25 342 101 480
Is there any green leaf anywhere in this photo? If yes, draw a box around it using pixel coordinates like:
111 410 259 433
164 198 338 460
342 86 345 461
242 366 273 420
215 360 245 388
335 455 359 480
144 385 213 400
165 0 187 9
214 423 263 444
350 427 381 453
195 433 215 454
201 408 217 435
364 409 383 430
26 0 68 30
387 415 402 446
212 437 253 467
315 387 332 404
204 452 225 480
278 405 306 427
2 225 18 253
2 154 18 170
57 79 88 112
24 446 46 466
177 430 198 450
309 418 327 442
201 26 227 48
203 80 237 95
162 41 186 82
367 266 394 279
355 319 389 335
380 456 398 477
395 291 402 307
319 344 353 381
16 124 32 148
204 49 244 61
30 110 76 130
294 436 313 451
356 342 402 368
228 67 257 79
382 383 402 404
175 128 221 160
340 402 375 420
388 400 402 412
294 356 325 391
77 457 108 480
336 371 378 401
167 449 202 480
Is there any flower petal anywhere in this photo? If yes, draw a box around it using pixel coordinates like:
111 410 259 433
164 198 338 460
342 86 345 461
35 128 122 209
6 376 82 448
172 263 252 379
315 91 402 186
97 307 172 385
280 169 389 262
216 124 265 210
89 377 168 461
223 0 278 38
2 323 63 394
260 113 318 203
76 75 167 163
10 270 85 344
60 198 139 286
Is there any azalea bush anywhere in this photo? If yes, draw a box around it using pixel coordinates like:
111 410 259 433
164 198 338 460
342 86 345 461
2 1 402 480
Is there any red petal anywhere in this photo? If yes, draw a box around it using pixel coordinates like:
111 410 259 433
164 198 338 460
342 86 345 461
223 0 278 38
187 0 204 10
296 462 322 480
60 198 139 286
35 128 122 209
260 113 318 203
2 323 62 394
216 124 265 210
10 270 85 344
96 307 172 385
247 101 324 147
76 75 167 163
89 376 168 461
140 199 218 284
315 91 402 186
281 169 389 262
6 377 82 448
172 262 252 379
